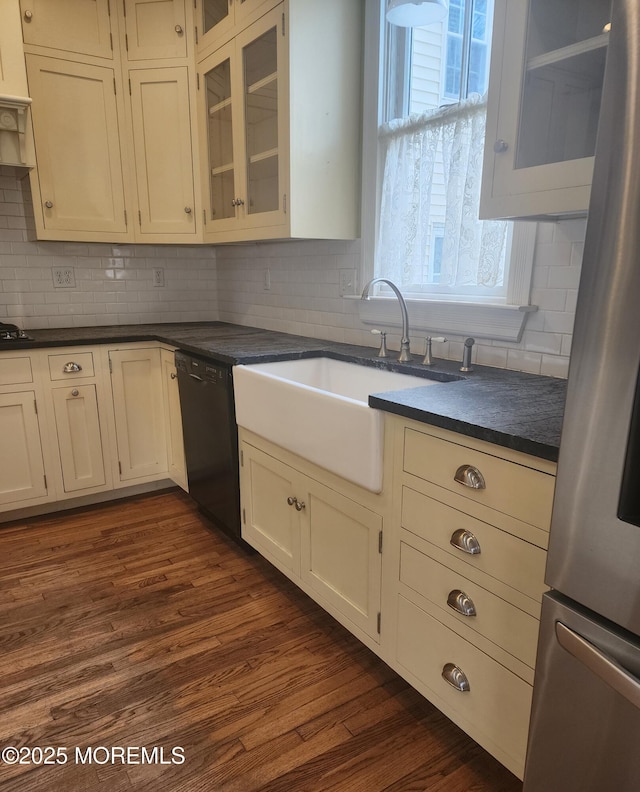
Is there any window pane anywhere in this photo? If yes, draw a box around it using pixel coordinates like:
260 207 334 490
445 34 462 98
468 40 489 94
448 0 465 35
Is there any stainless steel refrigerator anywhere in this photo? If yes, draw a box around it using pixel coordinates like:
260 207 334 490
523 2 640 789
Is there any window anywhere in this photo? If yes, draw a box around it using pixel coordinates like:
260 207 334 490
370 0 531 312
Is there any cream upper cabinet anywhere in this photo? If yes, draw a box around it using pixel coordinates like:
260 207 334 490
19 0 114 60
1 1 29 95
198 1 362 243
25 54 129 240
128 67 197 238
122 0 187 61
109 347 168 483
22 0 201 243
195 0 280 58
480 0 611 219
0 1 32 167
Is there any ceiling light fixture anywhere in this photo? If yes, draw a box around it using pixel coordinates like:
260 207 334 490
386 0 448 27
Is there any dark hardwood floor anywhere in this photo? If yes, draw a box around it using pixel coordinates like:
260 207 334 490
0 490 522 791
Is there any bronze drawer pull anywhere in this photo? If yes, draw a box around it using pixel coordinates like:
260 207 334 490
447 589 477 617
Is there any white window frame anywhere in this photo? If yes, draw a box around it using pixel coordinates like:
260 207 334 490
357 0 537 344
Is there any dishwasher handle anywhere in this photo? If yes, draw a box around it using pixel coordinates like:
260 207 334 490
189 372 204 381
556 621 640 710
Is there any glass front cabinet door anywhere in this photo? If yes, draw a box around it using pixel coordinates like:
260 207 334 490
480 0 612 219
199 7 285 240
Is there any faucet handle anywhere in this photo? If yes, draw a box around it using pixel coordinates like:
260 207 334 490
422 336 447 366
371 329 388 358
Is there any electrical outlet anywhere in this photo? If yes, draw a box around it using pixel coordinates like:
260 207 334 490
339 269 357 296
153 268 165 287
52 267 76 288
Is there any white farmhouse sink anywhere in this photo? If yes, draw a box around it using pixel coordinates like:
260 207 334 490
233 357 441 492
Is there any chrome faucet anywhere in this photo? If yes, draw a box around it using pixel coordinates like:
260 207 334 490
361 278 412 362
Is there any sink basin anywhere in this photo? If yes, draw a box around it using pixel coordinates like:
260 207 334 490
233 357 441 492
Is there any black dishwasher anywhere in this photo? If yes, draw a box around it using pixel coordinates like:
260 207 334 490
175 351 243 545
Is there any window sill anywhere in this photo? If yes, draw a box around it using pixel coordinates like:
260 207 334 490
353 296 537 343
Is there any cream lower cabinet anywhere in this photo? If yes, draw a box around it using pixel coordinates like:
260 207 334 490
160 348 187 492
0 390 49 508
239 431 383 646
384 417 556 779
108 347 168 484
42 347 112 497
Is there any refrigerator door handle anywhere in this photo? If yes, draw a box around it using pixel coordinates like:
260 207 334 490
556 621 640 710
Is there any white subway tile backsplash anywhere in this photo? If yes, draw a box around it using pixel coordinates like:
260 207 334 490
1 165 581 378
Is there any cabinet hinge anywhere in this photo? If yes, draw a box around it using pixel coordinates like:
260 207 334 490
378 530 383 554
240 449 244 467
195 26 198 45
108 356 113 374
110 32 113 51
33 398 38 415
118 461 122 475
125 33 129 52
128 78 132 96
283 193 287 214
196 72 200 90
44 474 48 490
282 12 285 36
122 0 126 16
242 508 246 525
124 209 128 227
113 77 117 95
138 209 142 226
107 0 111 17
203 209 207 226
377 612 381 634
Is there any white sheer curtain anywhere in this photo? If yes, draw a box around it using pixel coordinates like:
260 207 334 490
376 94 510 296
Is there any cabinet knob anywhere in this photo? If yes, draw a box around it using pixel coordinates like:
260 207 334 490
175 24 183 34
71 389 79 397
44 200 53 209
23 10 33 21
170 372 177 379
493 139 509 154
447 589 477 617
294 499 305 512
232 197 245 207
454 464 486 490
63 362 82 373
450 528 481 555
287 496 296 506
184 206 192 214
442 663 470 692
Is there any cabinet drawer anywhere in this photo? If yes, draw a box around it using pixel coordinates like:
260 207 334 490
400 542 539 670
0 356 33 385
403 428 555 530
402 486 547 603
396 594 532 776
47 351 95 380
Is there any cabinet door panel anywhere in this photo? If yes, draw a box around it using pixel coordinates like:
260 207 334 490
26 55 128 235
240 443 300 575
302 482 382 642
0 391 47 506
124 0 187 61
161 350 187 491
20 0 113 59
109 348 167 481
1 0 29 96
52 384 106 493
130 67 196 235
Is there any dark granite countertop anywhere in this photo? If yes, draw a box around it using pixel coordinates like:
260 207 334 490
3 321 566 461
